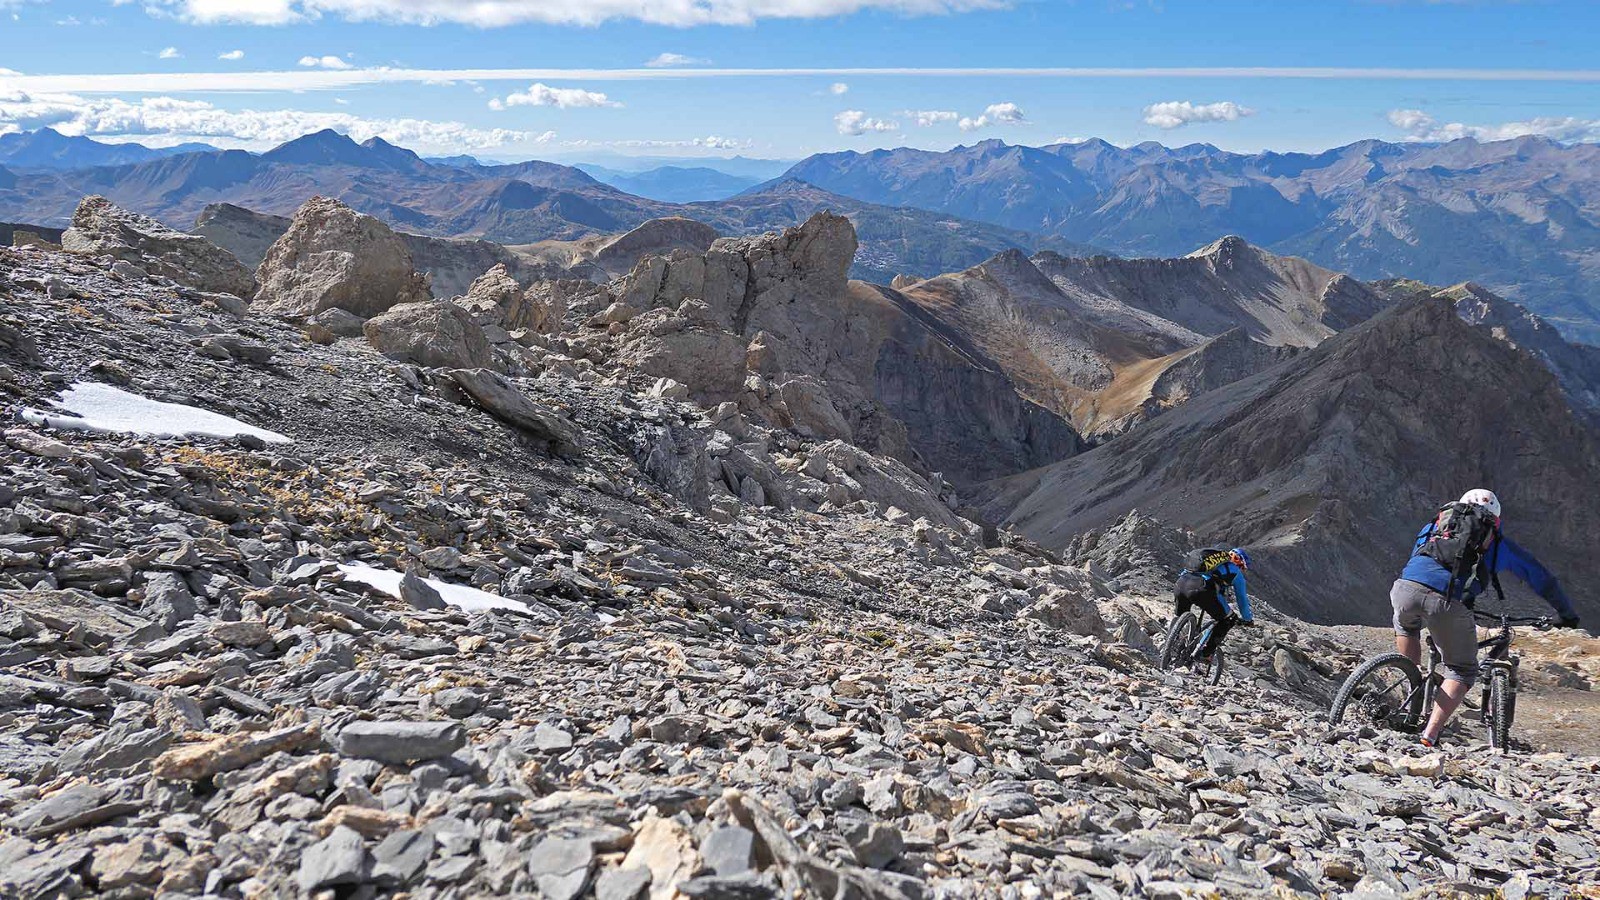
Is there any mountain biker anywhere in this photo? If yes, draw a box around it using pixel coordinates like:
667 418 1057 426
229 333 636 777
1393 488 1582 748
1174 547 1254 663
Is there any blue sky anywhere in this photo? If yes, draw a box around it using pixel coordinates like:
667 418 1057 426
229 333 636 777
2 0 1598 162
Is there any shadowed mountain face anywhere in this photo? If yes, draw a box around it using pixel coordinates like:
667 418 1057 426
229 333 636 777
781 137 1600 342
0 131 1090 285
978 297 1600 625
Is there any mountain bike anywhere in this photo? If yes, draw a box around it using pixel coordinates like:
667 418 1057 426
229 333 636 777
1159 610 1225 686
1328 611 1551 750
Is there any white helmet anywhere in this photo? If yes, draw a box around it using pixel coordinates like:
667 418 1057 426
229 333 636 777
1460 488 1502 519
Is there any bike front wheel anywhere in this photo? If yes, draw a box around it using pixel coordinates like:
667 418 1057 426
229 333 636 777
1160 611 1202 671
1329 653 1425 731
1206 647 1224 686
1486 669 1513 752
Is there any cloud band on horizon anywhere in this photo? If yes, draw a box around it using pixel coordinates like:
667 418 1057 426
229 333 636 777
6 66 1600 95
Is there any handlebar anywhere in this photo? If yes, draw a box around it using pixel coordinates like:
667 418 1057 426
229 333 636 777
1472 611 1553 630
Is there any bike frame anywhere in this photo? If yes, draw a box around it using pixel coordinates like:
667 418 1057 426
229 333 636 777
1418 612 1546 728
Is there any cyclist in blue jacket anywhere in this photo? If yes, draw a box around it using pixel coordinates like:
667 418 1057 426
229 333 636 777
1174 547 1254 662
1393 488 1582 747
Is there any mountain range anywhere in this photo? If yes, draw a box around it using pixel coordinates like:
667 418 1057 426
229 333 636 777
5 127 1600 343
781 137 1600 343
0 128 218 170
0 129 1088 284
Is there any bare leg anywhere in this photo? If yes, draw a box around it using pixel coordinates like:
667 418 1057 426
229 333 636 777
1396 634 1422 666
1421 679 1470 742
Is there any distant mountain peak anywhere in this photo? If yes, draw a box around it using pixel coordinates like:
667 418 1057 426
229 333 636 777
262 130 426 172
1187 234 1259 262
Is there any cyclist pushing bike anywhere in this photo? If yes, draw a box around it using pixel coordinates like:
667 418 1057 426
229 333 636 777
1393 489 1582 748
1173 546 1254 666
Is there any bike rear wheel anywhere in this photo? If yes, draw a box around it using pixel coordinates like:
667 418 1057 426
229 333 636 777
1160 611 1202 671
1486 669 1513 752
1329 653 1424 731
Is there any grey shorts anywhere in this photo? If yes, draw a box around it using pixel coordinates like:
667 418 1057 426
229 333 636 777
1391 579 1478 685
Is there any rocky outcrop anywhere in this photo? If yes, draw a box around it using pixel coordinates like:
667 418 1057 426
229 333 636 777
363 301 492 370
193 202 576 300
603 213 1084 484
1063 510 1198 598
591 216 719 276
253 197 431 318
60 197 256 297
455 264 555 334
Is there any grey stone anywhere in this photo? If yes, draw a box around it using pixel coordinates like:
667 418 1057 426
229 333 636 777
527 837 594 900
372 829 433 885
594 864 652 900
338 721 466 764
700 825 756 876
297 825 371 891
677 873 779 899
399 569 446 610
839 816 906 869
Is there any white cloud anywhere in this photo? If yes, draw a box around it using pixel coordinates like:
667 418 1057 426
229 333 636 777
562 135 748 151
907 109 958 127
299 55 351 69
958 101 1025 132
1387 108 1600 143
136 0 1006 27
146 0 300 24
10 67 1600 99
218 50 246 61
0 87 545 152
646 53 708 68
489 82 621 111
158 47 182 59
1142 100 1253 129
829 82 849 95
834 109 899 136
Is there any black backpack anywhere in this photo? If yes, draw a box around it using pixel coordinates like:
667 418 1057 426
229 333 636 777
1418 501 1501 599
1183 547 1232 576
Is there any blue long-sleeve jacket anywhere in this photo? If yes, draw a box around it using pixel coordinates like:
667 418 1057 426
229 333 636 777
1399 523 1577 619
1202 561 1253 621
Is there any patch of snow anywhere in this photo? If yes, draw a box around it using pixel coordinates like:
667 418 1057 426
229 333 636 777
20 382 291 444
337 563 533 616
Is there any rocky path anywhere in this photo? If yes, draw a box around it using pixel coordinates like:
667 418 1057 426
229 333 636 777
2 243 1599 899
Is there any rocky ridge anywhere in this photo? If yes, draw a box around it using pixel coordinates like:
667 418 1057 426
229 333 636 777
894 237 1379 439
983 296 1600 625
3 237 1600 899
